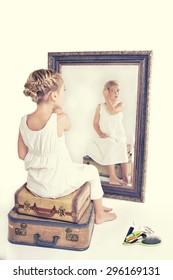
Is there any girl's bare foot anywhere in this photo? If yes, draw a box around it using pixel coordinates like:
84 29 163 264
95 211 117 224
123 176 131 185
103 206 113 212
109 177 127 185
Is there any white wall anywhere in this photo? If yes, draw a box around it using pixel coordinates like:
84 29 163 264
0 0 173 260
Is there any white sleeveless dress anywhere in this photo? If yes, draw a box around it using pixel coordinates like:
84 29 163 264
19 113 103 199
87 103 128 165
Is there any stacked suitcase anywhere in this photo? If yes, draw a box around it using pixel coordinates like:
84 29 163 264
8 182 95 251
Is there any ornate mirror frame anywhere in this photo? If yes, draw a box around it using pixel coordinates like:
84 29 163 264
48 51 152 202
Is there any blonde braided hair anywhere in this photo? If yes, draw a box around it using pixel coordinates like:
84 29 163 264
104 80 120 91
23 69 63 104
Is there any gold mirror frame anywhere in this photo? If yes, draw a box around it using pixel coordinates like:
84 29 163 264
48 51 152 202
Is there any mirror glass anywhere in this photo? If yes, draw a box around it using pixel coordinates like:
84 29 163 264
48 51 152 202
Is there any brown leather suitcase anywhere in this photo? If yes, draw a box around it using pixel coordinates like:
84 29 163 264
15 182 91 223
8 203 94 251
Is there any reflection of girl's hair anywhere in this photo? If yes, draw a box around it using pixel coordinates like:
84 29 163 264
104 80 120 90
23 69 63 104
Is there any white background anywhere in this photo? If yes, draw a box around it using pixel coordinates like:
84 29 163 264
0 0 173 264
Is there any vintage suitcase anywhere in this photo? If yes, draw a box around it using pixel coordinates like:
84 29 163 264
8 203 94 251
15 182 91 223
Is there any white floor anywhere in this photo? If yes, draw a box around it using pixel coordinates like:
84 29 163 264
1 182 173 260
1 142 173 261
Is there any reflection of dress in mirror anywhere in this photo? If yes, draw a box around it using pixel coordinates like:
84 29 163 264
87 80 130 186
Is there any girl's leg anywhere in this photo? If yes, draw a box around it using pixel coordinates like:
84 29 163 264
93 198 117 224
130 162 134 184
83 165 116 221
121 162 130 184
108 165 126 185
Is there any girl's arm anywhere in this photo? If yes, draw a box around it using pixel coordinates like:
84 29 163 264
93 104 108 138
18 131 28 160
103 89 124 115
55 110 71 136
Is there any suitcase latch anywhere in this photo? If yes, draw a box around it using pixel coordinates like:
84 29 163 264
24 201 31 211
58 206 66 217
66 228 79 242
15 223 27 236
15 203 19 209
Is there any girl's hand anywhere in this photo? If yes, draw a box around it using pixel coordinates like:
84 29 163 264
100 132 108 138
103 88 109 100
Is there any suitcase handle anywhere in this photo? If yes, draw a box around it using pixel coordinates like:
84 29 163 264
32 203 57 217
34 234 60 247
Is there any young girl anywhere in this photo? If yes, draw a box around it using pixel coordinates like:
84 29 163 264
18 69 116 224
87 80 129 185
